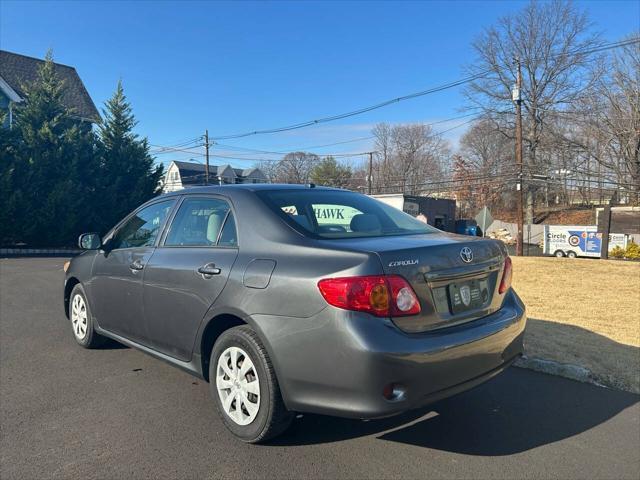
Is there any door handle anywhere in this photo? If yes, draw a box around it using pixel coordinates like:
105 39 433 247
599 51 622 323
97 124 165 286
129 259 145 272
198 263 221 277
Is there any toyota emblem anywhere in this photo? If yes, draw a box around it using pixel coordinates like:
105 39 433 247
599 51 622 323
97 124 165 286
460 247 473 263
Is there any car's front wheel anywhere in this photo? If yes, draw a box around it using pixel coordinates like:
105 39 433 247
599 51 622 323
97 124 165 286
210 326 293 443
69 284 106 348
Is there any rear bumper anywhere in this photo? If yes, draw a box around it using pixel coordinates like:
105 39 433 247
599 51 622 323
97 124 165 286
253 289 526 419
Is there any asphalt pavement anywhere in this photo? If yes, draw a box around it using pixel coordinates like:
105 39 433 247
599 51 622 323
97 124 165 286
1 257 639 479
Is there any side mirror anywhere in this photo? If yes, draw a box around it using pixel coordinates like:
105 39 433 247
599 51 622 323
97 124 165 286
78 233 102 250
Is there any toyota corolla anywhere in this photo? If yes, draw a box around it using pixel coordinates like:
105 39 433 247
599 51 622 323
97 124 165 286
63 184 526 443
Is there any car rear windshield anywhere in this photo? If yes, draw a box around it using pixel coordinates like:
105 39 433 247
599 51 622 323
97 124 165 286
256 189 439 239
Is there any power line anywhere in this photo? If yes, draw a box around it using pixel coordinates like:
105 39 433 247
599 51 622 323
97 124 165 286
152 37 639 158
214 138 375 156
210 75 490 140
208 38 638 141
155 136 202 147
211 151 374 163
153 39 640 176
151 111 486 162
214 111 483 156
149 137 202 153
150 145 205 155
158 156 204 164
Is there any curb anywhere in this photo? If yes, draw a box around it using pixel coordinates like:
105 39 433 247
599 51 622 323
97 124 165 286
514 355 606 388
0 248 81 257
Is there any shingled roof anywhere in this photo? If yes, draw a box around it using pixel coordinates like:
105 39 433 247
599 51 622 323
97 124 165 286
0 50 100 122
172 161 228 182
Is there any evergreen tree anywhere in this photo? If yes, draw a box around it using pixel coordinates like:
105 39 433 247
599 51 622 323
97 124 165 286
310 156 353 188
3 51 99 246
96 81 163 233
0 111 21 244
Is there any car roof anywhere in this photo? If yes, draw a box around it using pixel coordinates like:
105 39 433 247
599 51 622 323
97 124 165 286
158 183 345 199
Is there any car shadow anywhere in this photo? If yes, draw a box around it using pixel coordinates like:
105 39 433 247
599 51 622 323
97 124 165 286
271 338 638 454
99 338 129 349
522 318 639 393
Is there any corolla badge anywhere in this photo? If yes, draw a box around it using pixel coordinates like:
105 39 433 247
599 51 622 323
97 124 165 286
388 259 419 267
460 247 473 263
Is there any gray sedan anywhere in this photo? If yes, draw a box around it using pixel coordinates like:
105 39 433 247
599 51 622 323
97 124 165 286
63 184 526 442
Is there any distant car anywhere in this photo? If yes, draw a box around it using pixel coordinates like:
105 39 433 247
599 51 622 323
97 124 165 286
63 185 526 443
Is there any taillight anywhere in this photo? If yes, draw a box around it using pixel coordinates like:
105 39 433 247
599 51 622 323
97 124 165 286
317 275 421 317
499 256 512 294
386 275 421 316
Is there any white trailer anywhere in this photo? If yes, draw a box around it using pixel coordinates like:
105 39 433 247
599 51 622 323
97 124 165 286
543 225 627 258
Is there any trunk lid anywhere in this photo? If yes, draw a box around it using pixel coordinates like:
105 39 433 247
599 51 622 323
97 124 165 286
324 232 508 332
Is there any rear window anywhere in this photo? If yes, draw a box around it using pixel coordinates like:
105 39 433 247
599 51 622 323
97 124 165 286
256 189 438 239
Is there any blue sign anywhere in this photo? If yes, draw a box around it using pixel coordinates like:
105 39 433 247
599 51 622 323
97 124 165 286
567 230 603 254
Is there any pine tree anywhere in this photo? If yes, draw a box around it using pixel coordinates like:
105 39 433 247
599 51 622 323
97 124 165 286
310 156 353 188
96 81 163 233
0 111 21 244
5 51 99 246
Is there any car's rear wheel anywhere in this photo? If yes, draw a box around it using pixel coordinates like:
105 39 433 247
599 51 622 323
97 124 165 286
554 250 565 258
566 251 577 258
210 326 293 443
69 284 106 348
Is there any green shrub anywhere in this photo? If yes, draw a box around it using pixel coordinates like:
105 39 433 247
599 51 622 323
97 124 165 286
610 245 626 259
625 241 640 260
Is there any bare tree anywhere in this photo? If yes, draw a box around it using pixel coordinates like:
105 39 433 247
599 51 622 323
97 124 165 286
256 152 320 184
458 118 514 209
371 123 394 193
577 40 640 203
465 0 602 218
459 118 512 176
255 159 280 183
369 123 450 195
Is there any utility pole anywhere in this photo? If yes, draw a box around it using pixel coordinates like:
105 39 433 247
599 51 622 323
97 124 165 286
367 152 373 194
513 58 524 256
600 203 612 260
204 129 210 185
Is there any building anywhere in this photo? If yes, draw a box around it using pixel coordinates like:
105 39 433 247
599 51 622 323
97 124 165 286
0 50 100 127
596 206 640 244
370 193 457 232
163 160 268 193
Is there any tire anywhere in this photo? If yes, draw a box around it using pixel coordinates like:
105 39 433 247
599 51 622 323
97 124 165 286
566 251 577 259
69 284 106 348
210 326 293 443
554 250 565 258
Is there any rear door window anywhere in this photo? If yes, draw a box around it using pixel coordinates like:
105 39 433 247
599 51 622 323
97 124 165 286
164 197 236 247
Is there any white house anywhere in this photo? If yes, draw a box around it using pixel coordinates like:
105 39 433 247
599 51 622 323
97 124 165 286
163 161 268 193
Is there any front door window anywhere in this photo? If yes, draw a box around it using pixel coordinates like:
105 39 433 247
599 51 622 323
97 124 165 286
110 200 175 249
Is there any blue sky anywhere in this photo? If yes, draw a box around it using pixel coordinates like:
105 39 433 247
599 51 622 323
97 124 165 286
1 0 638 169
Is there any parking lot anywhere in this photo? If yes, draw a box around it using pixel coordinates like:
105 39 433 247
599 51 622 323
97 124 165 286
1 257 639 479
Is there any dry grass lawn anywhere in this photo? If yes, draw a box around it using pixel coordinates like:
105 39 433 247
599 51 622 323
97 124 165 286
511 256 640 392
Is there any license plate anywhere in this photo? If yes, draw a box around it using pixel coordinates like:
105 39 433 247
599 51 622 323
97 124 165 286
448 279 487 313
